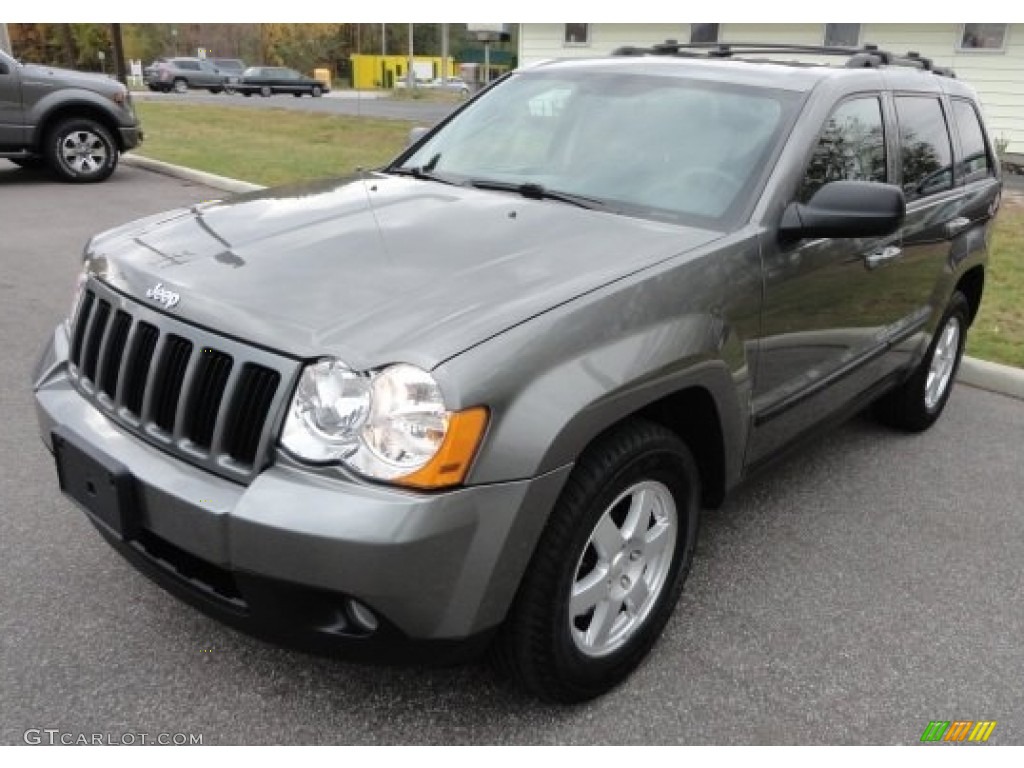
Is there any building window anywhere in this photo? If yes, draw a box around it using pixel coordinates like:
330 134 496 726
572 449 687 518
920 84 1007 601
824 24 861 48
690 24 720 44
564 24 589 46
958 24 1008 51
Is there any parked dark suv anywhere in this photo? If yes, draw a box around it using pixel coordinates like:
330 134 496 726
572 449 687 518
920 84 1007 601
33 43 1000 702
0 48 141 182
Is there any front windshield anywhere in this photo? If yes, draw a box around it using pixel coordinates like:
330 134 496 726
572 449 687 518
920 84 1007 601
397 69 798 224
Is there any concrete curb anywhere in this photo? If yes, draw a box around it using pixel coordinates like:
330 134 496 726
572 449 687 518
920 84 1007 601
122 154 265 194
959 356 1024 400
121 154 1024 402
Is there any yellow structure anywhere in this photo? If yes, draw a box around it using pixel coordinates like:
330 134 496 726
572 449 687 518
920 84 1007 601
350 54 457 90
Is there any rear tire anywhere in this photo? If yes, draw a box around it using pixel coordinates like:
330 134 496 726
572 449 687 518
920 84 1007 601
493 419 701 703
45 117 119 183
874 291 969 432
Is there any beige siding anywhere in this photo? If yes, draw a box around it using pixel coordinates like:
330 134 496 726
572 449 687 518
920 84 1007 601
519 23 1024 153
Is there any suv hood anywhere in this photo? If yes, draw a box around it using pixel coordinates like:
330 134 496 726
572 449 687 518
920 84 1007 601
87 175 720 370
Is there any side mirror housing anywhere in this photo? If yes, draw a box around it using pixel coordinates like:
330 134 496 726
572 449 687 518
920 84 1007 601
779 180 905 241
407 126 429 147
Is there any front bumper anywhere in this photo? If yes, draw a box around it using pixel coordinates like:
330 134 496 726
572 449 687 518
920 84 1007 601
33 325 570 660
119 125 143 151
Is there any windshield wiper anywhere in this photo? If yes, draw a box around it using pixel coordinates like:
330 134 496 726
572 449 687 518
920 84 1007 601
386 165 460 186
466 179 608 210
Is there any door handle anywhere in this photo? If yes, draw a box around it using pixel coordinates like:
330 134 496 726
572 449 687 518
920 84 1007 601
946 216 971 237
864 245 903 269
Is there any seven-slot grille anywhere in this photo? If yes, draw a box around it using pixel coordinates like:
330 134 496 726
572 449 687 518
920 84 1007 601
68 280 297 483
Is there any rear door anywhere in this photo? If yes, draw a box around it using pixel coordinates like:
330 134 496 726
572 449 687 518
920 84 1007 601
883 93 968 371
0 51 25 147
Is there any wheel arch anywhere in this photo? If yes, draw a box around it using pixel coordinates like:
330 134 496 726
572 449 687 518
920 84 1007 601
954 265 985 326
32 101 125 152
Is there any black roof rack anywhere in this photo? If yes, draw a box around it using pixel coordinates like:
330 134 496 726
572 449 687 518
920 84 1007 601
610 41 956 78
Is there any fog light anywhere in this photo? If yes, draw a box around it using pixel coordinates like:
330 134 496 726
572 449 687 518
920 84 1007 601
347 599 379 633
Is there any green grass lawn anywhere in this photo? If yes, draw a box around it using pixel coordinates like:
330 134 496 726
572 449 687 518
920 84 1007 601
133 101 1024 368
135 101 414 187
967 203 1024 368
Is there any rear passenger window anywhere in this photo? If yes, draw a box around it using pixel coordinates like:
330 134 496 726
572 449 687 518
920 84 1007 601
799 97 886 202
895 96 954 201
951 100 994 183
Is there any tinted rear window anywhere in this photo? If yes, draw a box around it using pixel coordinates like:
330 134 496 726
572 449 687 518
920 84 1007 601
895 96 954 201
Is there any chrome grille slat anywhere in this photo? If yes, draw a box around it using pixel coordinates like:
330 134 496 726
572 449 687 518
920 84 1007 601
185 349 233 449
98 310 132 400
80 299 111 382
122 321 160 416
70 290 95 368
66 279 299 485
152 335 193 434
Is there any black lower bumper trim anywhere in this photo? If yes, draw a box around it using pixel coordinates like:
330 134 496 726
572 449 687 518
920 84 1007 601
84 515 496 665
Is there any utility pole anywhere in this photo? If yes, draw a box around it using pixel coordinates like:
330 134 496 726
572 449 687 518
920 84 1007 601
0 23 12 55
406 23 414 88
440 23 448 84
381 23 385 56
110 23 127 85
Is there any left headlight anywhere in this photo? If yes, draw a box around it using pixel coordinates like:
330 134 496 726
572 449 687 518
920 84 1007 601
280 358 487 489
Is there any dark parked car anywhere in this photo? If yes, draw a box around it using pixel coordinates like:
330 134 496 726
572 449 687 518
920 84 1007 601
0 48 141 182
144 57 234 94
237 66 328 97
34 43 999 702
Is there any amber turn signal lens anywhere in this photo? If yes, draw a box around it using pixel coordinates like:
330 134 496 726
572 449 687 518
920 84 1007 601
395 407 489 490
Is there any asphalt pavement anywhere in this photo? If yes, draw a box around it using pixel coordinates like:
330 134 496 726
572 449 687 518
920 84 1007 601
1 160 1022 745
133 89 457 124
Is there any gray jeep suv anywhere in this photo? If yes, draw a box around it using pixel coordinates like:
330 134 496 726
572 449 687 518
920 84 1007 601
0 49 141 182
33 43 1001 702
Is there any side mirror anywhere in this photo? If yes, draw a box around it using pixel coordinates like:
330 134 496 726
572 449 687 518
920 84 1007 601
407 126 429 147
779 180 905 241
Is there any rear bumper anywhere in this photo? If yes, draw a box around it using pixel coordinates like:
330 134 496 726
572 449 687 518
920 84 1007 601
33 325 571 658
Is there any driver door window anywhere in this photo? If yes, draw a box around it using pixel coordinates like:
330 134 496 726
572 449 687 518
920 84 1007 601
799 97 886 202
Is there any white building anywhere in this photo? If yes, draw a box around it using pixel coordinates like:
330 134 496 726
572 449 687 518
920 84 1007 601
519 23 1024 157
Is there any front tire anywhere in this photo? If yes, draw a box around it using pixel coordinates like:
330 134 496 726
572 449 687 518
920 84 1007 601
874 291 970 432
172 78 188 94
311 85 323 97
45 118 119 183
260 86 272 97
494 419 700 703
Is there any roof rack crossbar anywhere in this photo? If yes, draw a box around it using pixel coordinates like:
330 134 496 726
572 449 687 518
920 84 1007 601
610 40 956 78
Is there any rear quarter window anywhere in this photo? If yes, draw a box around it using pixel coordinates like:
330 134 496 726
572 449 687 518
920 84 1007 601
951 99 995 183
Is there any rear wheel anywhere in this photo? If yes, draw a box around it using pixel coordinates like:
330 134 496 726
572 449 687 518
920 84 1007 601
293 92 303 98
45 117 119 183
172 78 188 94
493 419 701 703
260 86 272 97
874 291 969 432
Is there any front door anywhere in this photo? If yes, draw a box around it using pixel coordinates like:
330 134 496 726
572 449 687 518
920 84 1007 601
0 52 25 148
749 94 902 463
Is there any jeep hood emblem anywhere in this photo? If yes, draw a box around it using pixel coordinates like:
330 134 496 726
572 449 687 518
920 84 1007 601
145 283 180 309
